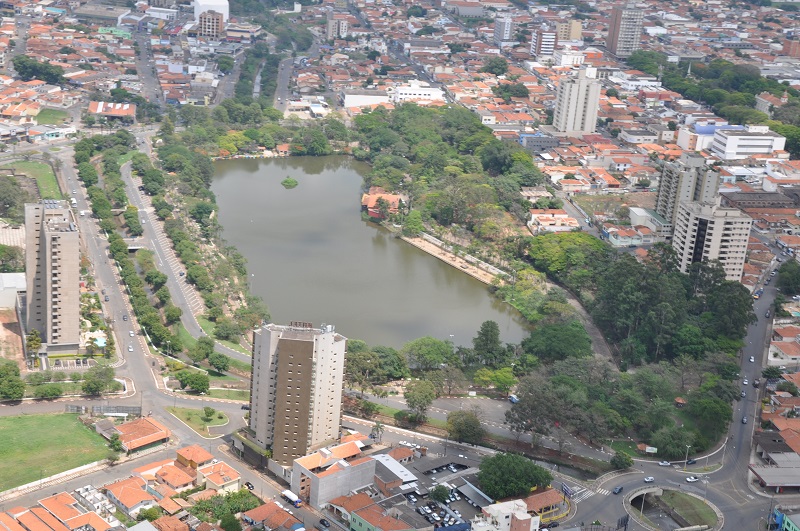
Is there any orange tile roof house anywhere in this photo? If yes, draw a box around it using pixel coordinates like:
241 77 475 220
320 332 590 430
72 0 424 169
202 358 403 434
176 445 214 470
104 477 157 518
87 101 136 120
152 516 188 531
241 502 301 530
114 418 170 452
197 462 240 494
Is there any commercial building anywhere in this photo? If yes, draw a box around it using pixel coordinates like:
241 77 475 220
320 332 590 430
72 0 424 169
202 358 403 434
606 4 643 58
530 29 557 58
552 68 600 135
197 10 224 38
494 16 515 45
710 125 787 161
193 0 228 22
248 322 347 467
556 19 581 41
672 199 752 281
655 153 719 228
24 201 80 357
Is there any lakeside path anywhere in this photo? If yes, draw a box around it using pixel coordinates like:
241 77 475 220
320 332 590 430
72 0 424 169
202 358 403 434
400 235 498 285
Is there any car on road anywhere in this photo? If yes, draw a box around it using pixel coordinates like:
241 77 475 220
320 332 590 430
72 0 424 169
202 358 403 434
749 356 755 362
122 315 128 321
128 345 133 352
766 309 772 318
686 476 699 483
742 416 748 424
244 481 254 491
686 459 697 465
241 405 250 410
754 379 761 388
71 189 76 195
129 330 134 336
658 461 671 466
612 486 623 494
319 519 331 528
644 477 654 483
743 379 749 385
741 390 746 398
179 271 185 276
104 295 109 302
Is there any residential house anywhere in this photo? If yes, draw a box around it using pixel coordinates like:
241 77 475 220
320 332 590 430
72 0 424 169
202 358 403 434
113 418 171 453
527 209 580 234
196 462 240 494
104 477 157 518
176 445 214 471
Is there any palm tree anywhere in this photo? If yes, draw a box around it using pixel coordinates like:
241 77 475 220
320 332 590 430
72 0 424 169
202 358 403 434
370 421 384 443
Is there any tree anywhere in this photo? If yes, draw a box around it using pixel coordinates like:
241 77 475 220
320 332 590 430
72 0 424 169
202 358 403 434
447 409 486 444
430 485 450 504
137 508 162 522
402 210 424 236
203 406 216 421
477 453 552 500
610 451 633 470
401 336 454 371
404 379 436 419
217 56 235 74
370 420 385 442
214 317 241 341
480 57 508 76
491 367 517 395
505 374 556 444
109 433 124 452
473 320 504 366
763 366 783 379
474 367 494 388
26 329 42 353
345 350 383 396
220 513 241 531
521 321 592 363
208 352 230 373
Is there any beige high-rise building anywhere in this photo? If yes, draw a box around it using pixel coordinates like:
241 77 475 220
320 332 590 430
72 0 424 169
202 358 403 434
552 68 600 135
607 4 643 58
655 153 719 229
25 201 80 353
556 20 581 41
326 12 349 40
249 322 346 467
671 199 752 281
198 10 224 38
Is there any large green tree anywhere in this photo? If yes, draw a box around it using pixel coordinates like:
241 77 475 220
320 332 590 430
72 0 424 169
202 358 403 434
447 409 485 444
401 336 454 371
404 379 436 419
477 453 552 500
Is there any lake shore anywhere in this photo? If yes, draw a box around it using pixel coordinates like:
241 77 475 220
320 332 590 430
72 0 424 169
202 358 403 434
400 235 500 285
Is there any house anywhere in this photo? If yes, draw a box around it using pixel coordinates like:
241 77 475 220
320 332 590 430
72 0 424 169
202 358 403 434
360 187 404 220
176 445 214 470
87 101 136 122
196 461 240 494
326 493 374 524
113 418 171 453
527 209 580 234
151 516 188 531
241 502 301 530
104 477 157 518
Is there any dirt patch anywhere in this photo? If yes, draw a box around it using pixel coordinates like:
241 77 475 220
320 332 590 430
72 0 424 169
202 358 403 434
0 308 24 371
574 191 657 219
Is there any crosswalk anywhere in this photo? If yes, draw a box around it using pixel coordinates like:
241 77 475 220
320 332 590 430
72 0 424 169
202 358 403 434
567 485 611 503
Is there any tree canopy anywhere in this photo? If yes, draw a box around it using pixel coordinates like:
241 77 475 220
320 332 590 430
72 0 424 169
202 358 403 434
477 453 552 500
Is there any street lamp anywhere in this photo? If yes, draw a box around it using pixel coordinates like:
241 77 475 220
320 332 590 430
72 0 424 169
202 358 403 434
683 445 692 471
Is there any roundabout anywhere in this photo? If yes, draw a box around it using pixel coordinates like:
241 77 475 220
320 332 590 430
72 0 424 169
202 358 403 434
624 486 722 531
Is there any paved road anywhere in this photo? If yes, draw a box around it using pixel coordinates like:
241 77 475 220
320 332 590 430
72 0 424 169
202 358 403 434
133 33 163 106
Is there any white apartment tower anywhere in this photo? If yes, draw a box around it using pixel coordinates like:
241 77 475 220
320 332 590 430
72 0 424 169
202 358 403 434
494 16 515 45
530 28 558 58
607 4 643 58
249 322 347 466
25 201 80 354
672 199 752 281
552 68 600 135
655 153 719 229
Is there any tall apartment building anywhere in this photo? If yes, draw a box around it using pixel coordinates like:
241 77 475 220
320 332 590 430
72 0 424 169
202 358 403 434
494 16 515 45
249 322 347 467
556 19 581 41
326 12 349 39
552 68 600 135
672 199 752 281
606 4 643 58
530 29 558 58
655 153 719 228
25 201 80 353
197 10 224 38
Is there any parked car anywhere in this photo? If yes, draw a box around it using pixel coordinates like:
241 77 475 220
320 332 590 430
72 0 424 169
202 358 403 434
244 482 254 491
765 310 772 318
319 519 331 528
686 476 699 483
754 379 761 388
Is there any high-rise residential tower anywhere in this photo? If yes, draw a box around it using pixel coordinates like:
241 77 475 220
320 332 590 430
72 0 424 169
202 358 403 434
552 68 600 135
25 200 80 352
530 28 558 58
494 16 515 45
655 153 719 229
248 322 347 466
607 4 643 58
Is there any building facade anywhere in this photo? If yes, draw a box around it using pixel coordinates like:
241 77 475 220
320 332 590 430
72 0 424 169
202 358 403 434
24 201 80 354
249 322 347 466
494 16 515 45
710 125 787 160
552 68 600 134
671 199 752 281
655 153 718 228
197 10 224 38
530 29 557 58
326 12 349 39
556 19 581 41
606 4 643 58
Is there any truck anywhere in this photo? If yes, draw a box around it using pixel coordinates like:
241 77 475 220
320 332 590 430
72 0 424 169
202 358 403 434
282 490 301 508
70 197 77 207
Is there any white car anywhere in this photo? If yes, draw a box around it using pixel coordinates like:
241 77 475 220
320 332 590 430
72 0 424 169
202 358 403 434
686 476 699 483
128 345 133 352
743 379 749 385
129 330 135 337
644 477 654 483
749 356 755 362
658 461 671 466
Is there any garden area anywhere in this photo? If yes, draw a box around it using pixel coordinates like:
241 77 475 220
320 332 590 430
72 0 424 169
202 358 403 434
168 406 229 437
0 414 110 491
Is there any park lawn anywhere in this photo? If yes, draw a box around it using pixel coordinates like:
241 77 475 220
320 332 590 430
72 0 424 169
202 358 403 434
168 406 228 438
197 317 250 355
176 324 198 351
208 388 250 401
610 440 640 456
0 414 109 491
9 162 61 199
35 109 68 125
658 491 717 527
117 151 136 166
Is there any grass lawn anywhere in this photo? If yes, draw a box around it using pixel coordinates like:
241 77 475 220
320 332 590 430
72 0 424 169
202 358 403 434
228 357 252 374
658 491 717 527
35 109 69 125
118 151 137 166
9 162 61 199
207 369 240 383
610 440 640 455
176 323 198 350
24 381 83 398
0 414 110 491
197 317 250 355
168 406 229 438
208 388 250 401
